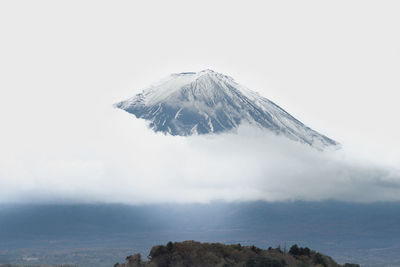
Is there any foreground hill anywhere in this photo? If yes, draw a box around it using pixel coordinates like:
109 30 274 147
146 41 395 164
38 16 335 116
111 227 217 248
115 241 359 267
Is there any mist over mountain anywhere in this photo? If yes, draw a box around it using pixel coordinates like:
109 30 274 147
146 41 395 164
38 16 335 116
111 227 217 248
115 70 338 150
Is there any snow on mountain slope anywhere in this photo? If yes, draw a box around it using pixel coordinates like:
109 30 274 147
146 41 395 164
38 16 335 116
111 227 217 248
114 69 339 149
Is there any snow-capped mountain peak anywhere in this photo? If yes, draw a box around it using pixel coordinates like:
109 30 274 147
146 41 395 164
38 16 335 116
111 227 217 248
115 70 339 149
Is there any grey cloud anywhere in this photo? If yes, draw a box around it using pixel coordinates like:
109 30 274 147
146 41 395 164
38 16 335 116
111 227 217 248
0 109 399 204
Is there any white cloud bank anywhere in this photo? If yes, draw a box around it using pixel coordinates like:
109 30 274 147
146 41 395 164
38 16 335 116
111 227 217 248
1 108 399 204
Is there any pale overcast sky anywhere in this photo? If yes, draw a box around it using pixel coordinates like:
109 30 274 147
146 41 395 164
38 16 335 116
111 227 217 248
1 1 399 203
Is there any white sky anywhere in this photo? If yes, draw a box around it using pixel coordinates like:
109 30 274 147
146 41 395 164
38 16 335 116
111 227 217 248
0 1 399 203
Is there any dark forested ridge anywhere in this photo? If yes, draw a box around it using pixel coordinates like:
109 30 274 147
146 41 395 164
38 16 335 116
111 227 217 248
115 241 359 267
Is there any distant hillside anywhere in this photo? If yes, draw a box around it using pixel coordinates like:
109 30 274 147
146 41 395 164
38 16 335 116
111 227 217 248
115 241 359 267
0 265 77 267
3 202 399 266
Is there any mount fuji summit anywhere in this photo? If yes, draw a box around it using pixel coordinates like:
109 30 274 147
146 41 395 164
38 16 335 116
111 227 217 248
115 70 339 149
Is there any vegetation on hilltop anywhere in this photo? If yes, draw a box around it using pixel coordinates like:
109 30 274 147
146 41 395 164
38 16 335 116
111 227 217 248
115 241 359 267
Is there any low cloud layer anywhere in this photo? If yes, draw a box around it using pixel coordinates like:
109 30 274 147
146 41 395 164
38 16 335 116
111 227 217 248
1 108 400 204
